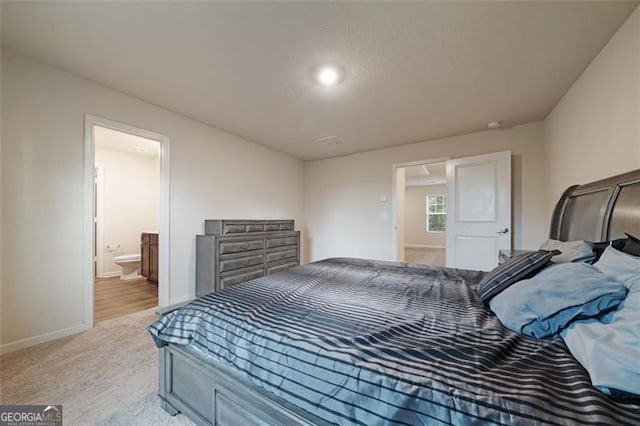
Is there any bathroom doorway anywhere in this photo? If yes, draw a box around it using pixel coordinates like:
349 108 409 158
84 115 170 328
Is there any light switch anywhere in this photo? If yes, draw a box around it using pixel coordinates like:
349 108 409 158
379 194 388 202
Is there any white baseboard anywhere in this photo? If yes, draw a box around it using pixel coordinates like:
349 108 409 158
0 323 87 355
405 244 445 249
99 271 120 278
167 294 193 308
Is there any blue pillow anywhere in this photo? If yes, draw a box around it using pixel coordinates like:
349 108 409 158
490 262 627 339
590 239 627 262
562 286 640 398
477 249 559 302
539 239 595 263
594 245 640 290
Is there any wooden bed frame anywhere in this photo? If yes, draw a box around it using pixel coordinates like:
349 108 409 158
158 342 330 426
156 168 640 426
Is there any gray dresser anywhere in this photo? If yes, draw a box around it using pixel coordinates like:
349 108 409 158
195 220 300 296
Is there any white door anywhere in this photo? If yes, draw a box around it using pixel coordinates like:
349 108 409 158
446 151 511 271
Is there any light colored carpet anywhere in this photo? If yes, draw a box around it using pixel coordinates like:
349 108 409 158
0 308 193 425
405 247 446 266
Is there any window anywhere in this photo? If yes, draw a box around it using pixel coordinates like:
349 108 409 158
427 194 447 232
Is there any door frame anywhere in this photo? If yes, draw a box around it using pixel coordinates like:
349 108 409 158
94 164 106 278
83 114 171 329
391 157 450 261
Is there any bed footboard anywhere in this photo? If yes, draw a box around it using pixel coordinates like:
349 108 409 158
158 344 328 426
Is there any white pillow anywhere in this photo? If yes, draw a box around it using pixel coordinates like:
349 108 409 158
594 246 640 290
539 239 594 263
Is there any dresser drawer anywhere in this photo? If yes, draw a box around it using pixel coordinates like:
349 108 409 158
245 224 265 233
222 223 246 234
266 261 298 275
219 266 265 289
219 239 264 255
265 247 297 264
264 223 280 232
265 236 298 249
196 222 299 295
219 253 264 273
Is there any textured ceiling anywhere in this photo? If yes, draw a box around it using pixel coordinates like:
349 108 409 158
405 163 447 187
95 126 160 159
2 1 637 160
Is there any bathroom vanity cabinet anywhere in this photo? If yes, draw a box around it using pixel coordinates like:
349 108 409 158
141 232 159 283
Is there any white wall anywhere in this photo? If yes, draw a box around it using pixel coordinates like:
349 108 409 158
304 122 547 262
3 4 637 353
395 168 406 261
544 6 640 214
404 184 446 248
95 146 159 276
1 50 305 351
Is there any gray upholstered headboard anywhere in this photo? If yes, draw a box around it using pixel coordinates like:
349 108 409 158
550 169 640 242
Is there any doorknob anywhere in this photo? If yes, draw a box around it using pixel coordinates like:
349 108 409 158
496 227 509 234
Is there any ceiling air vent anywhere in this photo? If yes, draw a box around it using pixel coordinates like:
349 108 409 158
315 136 345 147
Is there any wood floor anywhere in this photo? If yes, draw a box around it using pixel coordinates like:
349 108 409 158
94 276 158 324
405 247 446 266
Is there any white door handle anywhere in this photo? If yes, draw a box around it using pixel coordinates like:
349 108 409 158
497 227 509 234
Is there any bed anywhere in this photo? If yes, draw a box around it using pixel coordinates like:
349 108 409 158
149 169 640 425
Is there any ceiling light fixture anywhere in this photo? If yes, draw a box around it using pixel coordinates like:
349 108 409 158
314 64 343 86
487 121 501 129
315 136 345 147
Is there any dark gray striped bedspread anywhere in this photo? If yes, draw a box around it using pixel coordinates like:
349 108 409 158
148 258 640 425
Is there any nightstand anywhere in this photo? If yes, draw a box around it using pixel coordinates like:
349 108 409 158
498 249 534 265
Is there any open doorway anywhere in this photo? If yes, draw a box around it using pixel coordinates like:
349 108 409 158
393 159 448 266
394 152 511 270
404 162 447 265
84 115 170 329
93 126 160 323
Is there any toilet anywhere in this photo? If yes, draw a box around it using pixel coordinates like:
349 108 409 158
113 254 142 280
